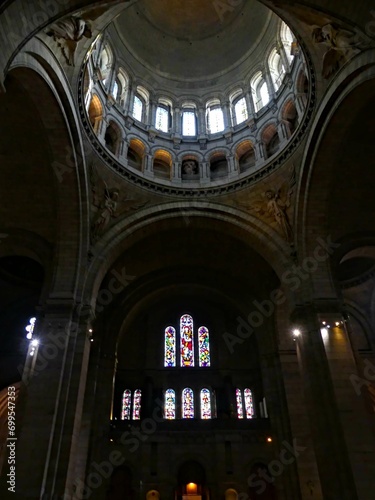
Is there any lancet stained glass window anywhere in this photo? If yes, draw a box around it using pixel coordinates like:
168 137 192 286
164 389 176 419
244 388 254 419
180 314 194 367
132 389 142 420
182 387 194 418
236 388 244 419
164 326 176 367
198 326 210 367
200 388 211 419
121 389 132 420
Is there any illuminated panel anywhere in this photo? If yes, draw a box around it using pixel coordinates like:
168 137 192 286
132 389 142 420
244 388 254 419
182 387 194 419
164 326 176 367
121 389 132 420
180 314 194 367
236 388 244 419
200 388 211 419
198 326 210 367
165 389 176 419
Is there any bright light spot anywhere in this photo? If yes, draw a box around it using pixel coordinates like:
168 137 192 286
293 329 301 337
31 339 39 347
90 339 94 342
89 328 93 333
321 327 328 339
26 332 32 340
322 321 326 325
335 322 340 326
267 436 272 443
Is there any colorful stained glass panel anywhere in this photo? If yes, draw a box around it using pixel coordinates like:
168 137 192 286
198 326 210 367
164 326 176 367
236 388 244 419
132 389 142 420
121 389 132 420
164 389 176 419
244 388 254 419
180 314 194 367
200 388 211 419
182 387 194 418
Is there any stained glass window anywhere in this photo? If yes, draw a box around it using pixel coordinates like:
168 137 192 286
244 388 254 419
200 388 211 419
132 389 142 420
198 326 210 367
180 314 194 367
164 326 176 367
121 389 132 420
182 387 194 418
164 389 176 419
236 388 244 419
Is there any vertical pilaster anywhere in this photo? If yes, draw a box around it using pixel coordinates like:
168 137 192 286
291 304 359 499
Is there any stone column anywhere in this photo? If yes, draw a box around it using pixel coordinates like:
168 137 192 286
15 304 94 499
222 100 233 131
263 65 276 100
291 304 359 499
143 153 154 177
319 311 375 499
200 161 210 184
149 100 157 128
173 107 181 135
227 154 237 178
172 160 181 183
118 139 128 165
245 90 256 119
198 107 207 136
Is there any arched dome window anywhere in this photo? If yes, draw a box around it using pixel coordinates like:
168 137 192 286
206 99 224 134
155 98 172 133
230 89 248 126
132 86 149 122
234 97 248 125
98 44 113 87
251 72 270 112
268 48 286 91
280 21 295 65
113 69 129 106
181 102 197 136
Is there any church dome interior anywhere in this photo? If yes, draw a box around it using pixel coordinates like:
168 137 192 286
0 0 375 499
